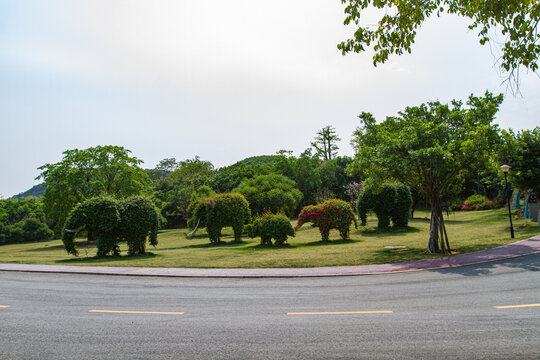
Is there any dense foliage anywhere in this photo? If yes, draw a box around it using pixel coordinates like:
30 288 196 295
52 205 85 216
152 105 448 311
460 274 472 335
246 212 295 246
357 183 412 229
351 92 502 253
233 174 303 217
338 0 540 88
498 126 540 194
296 199 357 242
193 193 251 243
37 145 151 232
151 157 215 228
62 196 159 257
0 198 53 245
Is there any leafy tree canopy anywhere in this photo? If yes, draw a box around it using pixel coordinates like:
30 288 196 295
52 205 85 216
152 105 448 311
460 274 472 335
498 126 540 192
338 0 540 89
37 145 151 232
351 91 503 253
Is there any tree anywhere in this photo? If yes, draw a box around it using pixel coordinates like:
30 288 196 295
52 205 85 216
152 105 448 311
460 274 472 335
151 157 215 228
338 0 540 90
498 126 540 225
311 126 341 160
37 145 151 232
351 92 502 253
233 174 303 218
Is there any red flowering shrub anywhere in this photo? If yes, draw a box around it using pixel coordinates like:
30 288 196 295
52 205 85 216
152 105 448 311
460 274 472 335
295 199 357 241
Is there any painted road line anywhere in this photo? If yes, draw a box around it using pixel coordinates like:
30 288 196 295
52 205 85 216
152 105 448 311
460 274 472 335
0 305 9 308
287 311 393 315
494 303 540 309
89 310 184 315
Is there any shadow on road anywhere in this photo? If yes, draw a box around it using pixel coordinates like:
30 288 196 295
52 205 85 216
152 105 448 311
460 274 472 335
428 252 540 277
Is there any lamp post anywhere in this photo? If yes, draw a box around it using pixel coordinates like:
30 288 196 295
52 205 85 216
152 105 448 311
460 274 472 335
500 165 514 239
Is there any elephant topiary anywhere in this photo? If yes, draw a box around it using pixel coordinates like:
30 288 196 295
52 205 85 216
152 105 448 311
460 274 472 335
295 199 357 242
357 183 412 229
246 213 295 246
62 196 159 257
193 193 251 243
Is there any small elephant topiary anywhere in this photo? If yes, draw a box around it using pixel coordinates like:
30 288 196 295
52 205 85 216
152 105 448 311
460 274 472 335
295 199 357 242
357 183 412 229
246 213 295 246
62 196 159 257
193 193 251 243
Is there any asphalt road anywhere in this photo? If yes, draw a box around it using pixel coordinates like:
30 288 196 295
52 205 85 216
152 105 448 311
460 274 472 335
1 254 539 360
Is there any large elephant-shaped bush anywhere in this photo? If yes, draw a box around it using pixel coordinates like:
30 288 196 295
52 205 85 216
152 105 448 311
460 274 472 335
193 193 251 243
62 196 159 257
357 183 412 229
295 199 357 242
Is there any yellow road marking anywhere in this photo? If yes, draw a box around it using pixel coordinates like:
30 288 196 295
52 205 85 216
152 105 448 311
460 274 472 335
287 311 393 315
0 305 9 308
494 303 540 309
89 310 184 315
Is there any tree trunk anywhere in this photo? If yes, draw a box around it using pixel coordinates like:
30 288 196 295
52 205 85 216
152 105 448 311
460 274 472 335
426 197 450 254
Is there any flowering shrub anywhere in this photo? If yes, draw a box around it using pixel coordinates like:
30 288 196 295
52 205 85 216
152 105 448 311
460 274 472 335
460 194 498 211
295 199 357 241
193 193 251 243
246 212 295 246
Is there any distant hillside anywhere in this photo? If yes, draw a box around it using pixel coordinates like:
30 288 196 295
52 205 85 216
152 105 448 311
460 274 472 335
13 183 46 199
226 155 277 169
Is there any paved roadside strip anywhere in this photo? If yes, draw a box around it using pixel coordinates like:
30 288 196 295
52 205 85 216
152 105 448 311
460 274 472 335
0 236 539 278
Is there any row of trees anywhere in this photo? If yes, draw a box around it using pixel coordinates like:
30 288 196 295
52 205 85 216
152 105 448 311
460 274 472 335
4 98 539 254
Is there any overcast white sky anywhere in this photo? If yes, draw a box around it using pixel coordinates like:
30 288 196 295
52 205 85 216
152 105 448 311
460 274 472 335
1 0 539 197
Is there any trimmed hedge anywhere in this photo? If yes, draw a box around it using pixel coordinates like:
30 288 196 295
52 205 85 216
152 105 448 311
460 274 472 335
62 196 159 257
246 212 295 246
193 193 251 243
357 183 412 229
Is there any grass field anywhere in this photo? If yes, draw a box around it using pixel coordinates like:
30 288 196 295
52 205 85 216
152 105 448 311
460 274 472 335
0 208 538 268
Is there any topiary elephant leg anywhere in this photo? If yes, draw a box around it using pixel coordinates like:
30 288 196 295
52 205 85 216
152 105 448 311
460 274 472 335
339 227 350 241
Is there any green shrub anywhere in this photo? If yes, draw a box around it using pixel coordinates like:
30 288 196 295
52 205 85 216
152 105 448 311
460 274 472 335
357 183 412 229
247 212 295 246
296 199 357 241
392 184 413 227
193 193 251 243
461 194 498 210
62 196 159 257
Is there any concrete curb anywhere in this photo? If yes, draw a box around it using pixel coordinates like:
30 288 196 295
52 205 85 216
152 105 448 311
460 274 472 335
1 236 539 278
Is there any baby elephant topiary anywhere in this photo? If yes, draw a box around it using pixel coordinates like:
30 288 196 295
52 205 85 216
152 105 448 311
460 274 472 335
246 213 295 246
295 199 357 242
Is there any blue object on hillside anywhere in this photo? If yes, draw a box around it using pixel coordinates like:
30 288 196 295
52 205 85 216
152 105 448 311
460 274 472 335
524 190 531 218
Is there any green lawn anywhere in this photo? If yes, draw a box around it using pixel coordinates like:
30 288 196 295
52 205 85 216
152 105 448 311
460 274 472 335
0 208 538 268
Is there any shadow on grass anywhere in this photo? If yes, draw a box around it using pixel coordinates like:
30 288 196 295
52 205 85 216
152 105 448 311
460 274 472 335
182 240 247 249
302 239 360 247
55 252 159 264
359 226 420 237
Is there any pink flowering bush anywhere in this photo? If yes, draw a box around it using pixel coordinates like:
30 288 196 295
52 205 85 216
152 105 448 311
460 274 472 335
460 195 499 211
295 199 357 241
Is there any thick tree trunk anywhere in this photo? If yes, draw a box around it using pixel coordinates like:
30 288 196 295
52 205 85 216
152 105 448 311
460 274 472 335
426 198 450 254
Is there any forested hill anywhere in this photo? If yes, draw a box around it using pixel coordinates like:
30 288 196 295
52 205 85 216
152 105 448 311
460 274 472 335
226 155 276 169
13 183 46 199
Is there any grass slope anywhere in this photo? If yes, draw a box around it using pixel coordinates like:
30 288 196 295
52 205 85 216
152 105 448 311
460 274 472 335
0 209 537 268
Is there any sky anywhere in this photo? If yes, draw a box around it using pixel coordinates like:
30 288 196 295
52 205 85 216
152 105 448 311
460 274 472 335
1 0 539 198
